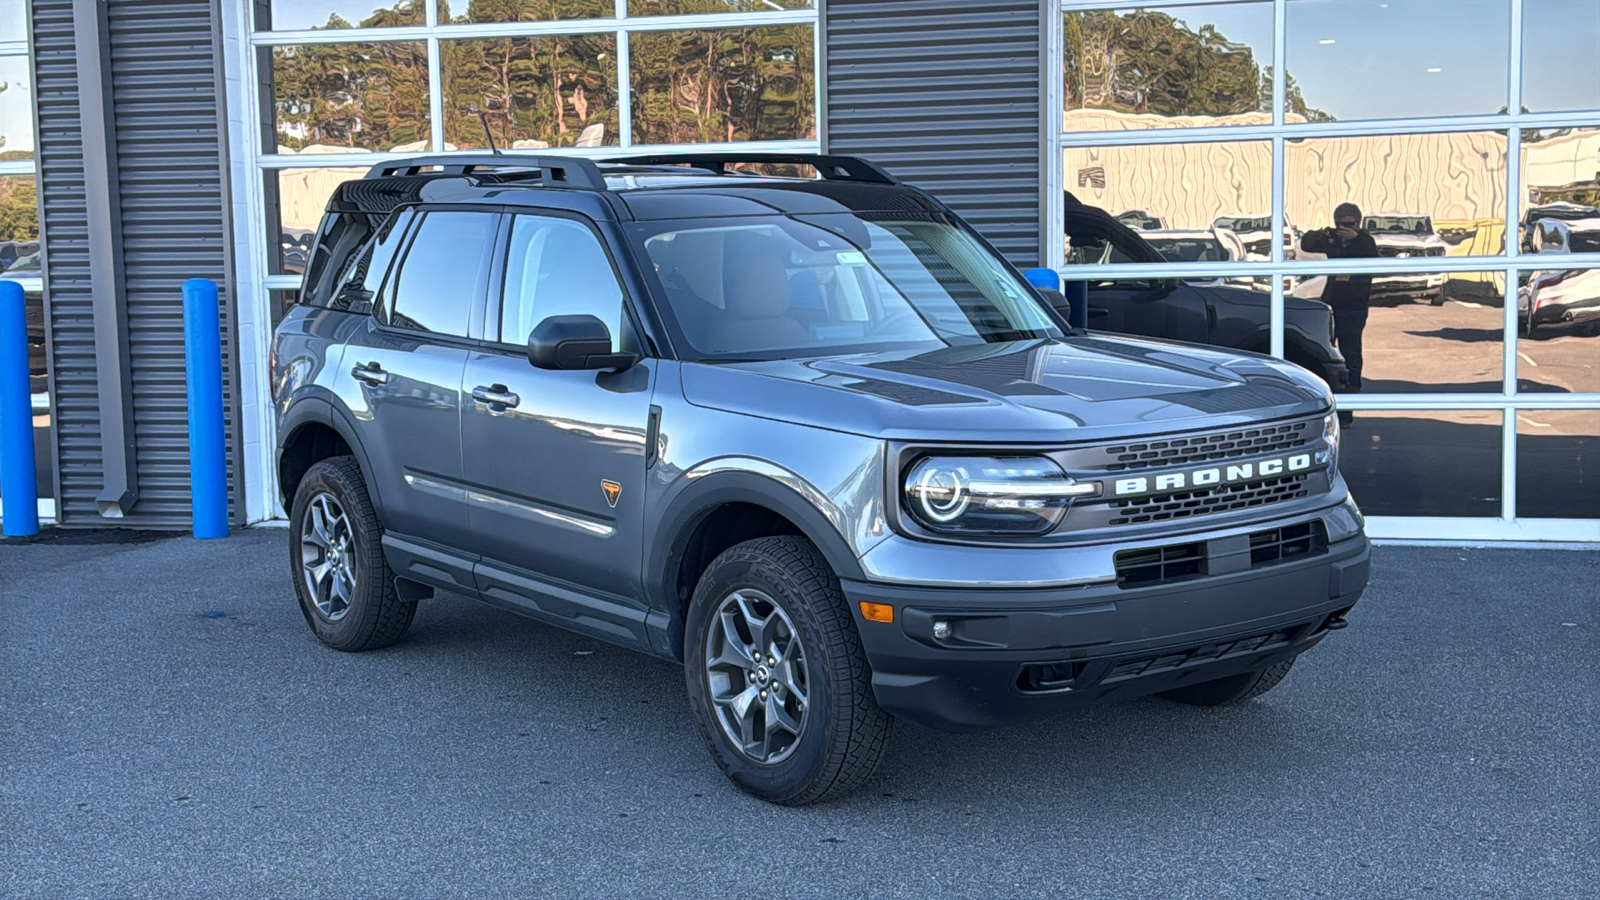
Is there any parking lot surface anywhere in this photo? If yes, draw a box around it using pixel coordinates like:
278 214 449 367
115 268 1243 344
2 530 1596 899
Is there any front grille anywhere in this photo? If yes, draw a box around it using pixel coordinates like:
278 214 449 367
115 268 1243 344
1113 519 1330 589
1114 541 1205 587
1250 520 1328 567
1108 474 1310 526
1103 421 1311 472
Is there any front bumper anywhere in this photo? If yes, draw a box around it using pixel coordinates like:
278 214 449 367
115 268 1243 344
843 533 1369 732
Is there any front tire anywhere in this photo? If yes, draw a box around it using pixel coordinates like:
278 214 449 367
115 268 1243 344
684 536 891 805
1158 657 1296 706
289 456 415 652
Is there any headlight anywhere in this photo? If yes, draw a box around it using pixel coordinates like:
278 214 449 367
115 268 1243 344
903 456 1096 536
1322 410 1341 468
1325 495 1365 542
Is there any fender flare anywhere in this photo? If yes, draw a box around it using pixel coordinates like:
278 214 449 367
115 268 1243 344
645 465 868 658
276 397 383 510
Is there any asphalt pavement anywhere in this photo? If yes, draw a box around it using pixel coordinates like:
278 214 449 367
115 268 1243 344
2 529 1596 899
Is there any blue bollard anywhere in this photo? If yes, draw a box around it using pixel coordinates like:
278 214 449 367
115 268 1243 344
1022 267 1061 291
0 280 39 536
183 279 228 539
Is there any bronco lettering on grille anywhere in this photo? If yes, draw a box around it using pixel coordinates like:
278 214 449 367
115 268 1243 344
1111 453 1315 499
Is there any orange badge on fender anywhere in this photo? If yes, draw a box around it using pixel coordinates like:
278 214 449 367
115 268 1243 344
601 480 622 508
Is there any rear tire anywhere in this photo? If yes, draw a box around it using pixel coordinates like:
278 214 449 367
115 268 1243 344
684 536 891 805
1158 657 1296 706
289 456 415 652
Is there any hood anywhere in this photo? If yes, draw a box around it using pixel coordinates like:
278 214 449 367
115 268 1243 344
1372 232 1445 249
681 338 1331 444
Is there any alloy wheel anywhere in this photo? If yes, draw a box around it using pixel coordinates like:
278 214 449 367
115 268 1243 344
704 588 810 765
299 492 357 622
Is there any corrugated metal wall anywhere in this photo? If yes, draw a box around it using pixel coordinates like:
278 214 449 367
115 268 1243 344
823 0 1045 267
32 0 238 527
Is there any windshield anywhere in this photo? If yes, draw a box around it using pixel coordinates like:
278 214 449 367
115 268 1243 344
1215 216 1268 233
634 213 1060 361
1147 237 1228 262
1364 216 1433 235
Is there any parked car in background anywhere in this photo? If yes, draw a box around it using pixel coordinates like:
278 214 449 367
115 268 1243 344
1143 228 1240 264
0 240 41 273
1143 228 1264 291
1115 209 1166 231
1357 213 1448 304
1519 202 1600 254
1210 214 1300 261
1065 195 1346 388
1520 218 1600 339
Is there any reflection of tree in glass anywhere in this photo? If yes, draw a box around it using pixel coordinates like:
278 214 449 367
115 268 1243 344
1064 10 1329 122
271 3 429 152
628 0 812 12
630 24 814 145
441 7 618 148
0 176 38 243
438 0 611 23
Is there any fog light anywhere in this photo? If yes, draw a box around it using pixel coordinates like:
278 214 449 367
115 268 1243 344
932 620 951 640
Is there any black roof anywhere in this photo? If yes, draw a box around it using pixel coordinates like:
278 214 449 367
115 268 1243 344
326 152 942 221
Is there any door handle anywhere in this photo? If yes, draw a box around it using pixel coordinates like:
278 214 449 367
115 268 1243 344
471 384 521 410
352 361 391 385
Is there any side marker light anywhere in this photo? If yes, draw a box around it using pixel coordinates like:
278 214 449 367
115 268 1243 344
859 602 894 624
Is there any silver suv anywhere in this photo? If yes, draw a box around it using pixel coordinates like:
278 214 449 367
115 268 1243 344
272 153 1369 805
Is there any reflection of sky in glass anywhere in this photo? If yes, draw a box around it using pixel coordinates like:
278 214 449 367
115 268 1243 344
0 0 27 42
266 0 417 30
1286 0 1510 120
1522 0 1600 112
0 55 34 155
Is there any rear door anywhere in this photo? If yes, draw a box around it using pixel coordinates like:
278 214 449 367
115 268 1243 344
461 211 656 616
339 207 500 554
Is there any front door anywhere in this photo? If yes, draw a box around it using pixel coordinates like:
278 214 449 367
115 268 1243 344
461 212 656 615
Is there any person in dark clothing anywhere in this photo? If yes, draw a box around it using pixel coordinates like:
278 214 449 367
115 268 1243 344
1301 202 1378 426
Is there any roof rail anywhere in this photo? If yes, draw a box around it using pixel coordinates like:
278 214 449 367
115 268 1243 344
363 154 606 190
605 153 899 185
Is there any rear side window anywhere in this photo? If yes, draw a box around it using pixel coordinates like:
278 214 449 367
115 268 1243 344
331 208 415 313
387 210 499 337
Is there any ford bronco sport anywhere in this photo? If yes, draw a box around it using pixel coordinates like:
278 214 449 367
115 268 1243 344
272 153 1370 805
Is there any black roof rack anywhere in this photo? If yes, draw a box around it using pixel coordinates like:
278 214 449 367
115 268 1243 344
605 153 899 185
363 154 606 190
360 151 902 191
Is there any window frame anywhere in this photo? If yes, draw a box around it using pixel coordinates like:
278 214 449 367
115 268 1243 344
1051 0 1600 539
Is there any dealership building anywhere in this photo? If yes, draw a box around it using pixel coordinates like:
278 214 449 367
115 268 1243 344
1 0 1596 541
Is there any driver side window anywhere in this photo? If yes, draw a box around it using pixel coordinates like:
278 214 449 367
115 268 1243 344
501 215 627 350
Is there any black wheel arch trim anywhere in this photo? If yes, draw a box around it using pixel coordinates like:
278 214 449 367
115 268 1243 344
645 469 867 661
276 397 384 512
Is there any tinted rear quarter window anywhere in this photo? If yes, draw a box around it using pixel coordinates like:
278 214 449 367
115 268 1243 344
387 210 499 336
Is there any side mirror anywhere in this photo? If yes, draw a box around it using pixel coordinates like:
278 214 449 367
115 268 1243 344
1142 279 1179 300
528 314 640 371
